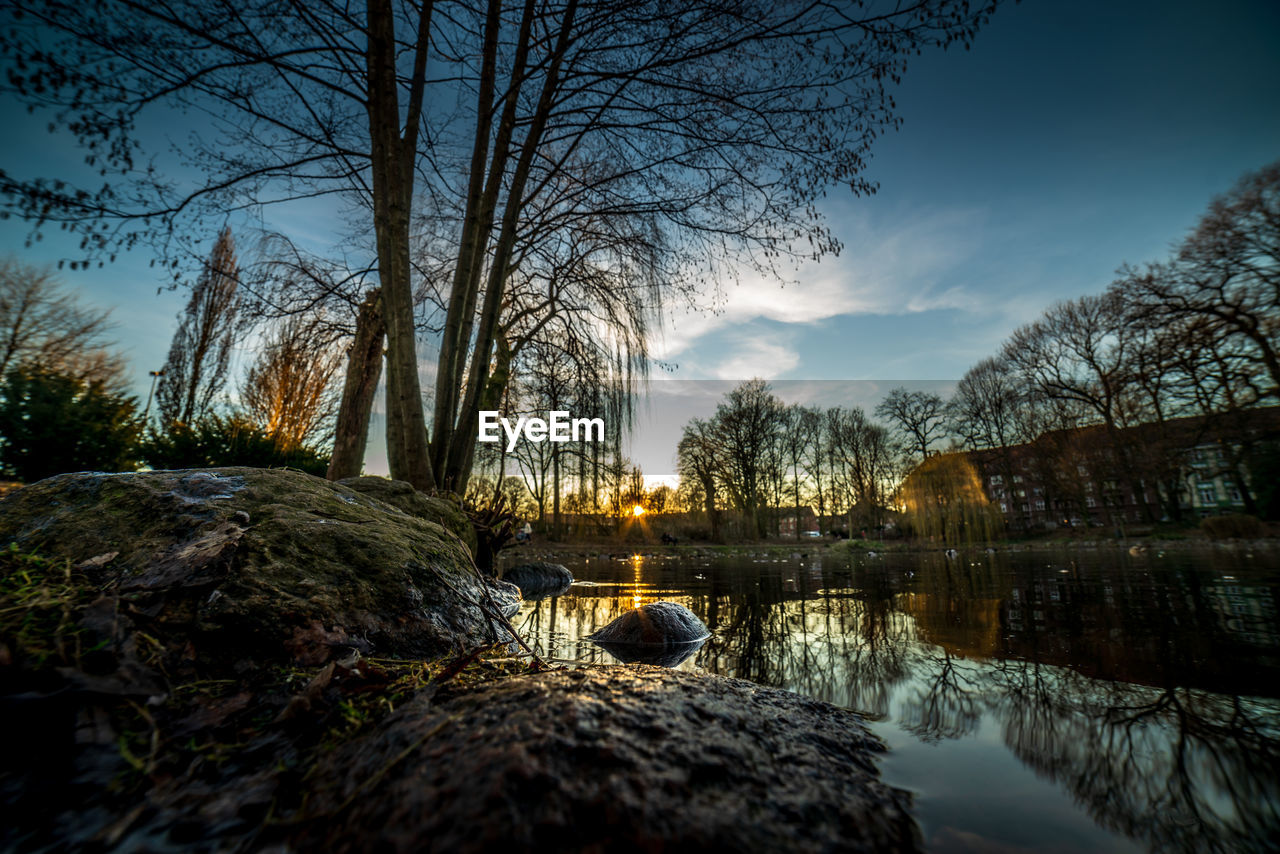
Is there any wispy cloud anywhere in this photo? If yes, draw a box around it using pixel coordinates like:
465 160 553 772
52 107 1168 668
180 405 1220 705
653 205 994 362
708 332 801 381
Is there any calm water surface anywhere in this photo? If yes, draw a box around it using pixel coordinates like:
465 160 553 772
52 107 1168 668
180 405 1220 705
510 547 1280 853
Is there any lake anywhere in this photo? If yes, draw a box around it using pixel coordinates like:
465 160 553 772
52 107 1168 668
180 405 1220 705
510 546 1280 853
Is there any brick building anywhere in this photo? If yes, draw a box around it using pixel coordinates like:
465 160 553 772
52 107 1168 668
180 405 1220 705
962 407 1279 530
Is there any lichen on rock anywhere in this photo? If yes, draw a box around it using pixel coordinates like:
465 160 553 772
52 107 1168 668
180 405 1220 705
336 475 477 555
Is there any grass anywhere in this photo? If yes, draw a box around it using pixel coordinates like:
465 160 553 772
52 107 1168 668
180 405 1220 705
0 543 98 668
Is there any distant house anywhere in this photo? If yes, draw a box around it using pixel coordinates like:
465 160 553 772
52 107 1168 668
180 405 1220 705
772 505 819 536
960 407 1280 530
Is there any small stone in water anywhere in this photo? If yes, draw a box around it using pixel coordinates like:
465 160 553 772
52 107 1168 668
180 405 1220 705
587 602 709 645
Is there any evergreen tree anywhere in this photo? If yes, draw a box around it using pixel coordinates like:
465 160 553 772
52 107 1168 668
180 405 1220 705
0 366 140 482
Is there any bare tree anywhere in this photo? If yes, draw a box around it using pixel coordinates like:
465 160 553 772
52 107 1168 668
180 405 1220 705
1156 160 1280 399
781 404 820 540
875 387 948 462
828 405 896 533
155 227 241 426
713 379 785 538
239 315 344 451
0 256 124 388
1003 292 1160 525
677 416 724 541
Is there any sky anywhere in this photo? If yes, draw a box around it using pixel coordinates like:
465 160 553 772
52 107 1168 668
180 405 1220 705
2 0 1279 478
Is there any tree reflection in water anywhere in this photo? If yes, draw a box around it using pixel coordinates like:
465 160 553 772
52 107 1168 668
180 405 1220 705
512 550 1280 851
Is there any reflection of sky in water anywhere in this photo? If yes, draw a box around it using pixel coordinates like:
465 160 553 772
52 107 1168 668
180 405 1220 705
512 549 1280 853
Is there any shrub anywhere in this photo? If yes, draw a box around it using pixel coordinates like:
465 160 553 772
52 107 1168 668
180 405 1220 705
1200 514 1263 540
0 366 140 481
140 415 329 476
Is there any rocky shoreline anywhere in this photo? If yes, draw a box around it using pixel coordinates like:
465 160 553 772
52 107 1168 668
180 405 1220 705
0 468 918 852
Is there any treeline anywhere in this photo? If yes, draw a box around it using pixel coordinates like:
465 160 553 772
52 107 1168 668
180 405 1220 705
0 231 343 483
675 379 909 541
463 334 647 536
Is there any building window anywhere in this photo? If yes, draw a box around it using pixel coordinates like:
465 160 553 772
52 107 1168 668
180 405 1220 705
1198 485 1217 505
1012 475 1023 483
1086 496 1096 508
1035 499 1046 511
1016 489 1026 498
990 475 1003 485
999 502 1008 513
1021 503 1030 512
1227 483 1243 502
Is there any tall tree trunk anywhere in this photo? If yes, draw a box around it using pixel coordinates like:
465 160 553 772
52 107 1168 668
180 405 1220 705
432 0 504 477
432 0 535 480
443 0 578 491
552 444 561 540
327 288 384 480
365 0 434 490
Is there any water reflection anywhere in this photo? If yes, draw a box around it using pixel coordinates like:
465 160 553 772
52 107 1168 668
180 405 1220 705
513 550 1280 852
590 639 706 667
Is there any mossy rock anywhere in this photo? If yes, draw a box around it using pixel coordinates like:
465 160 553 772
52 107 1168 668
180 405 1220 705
0 467 517 663
337 475 477 555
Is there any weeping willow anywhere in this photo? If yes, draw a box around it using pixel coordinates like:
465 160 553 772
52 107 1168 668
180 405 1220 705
900 453 1004 545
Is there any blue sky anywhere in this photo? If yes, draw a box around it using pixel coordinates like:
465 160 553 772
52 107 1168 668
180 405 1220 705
2 0 1279 476
655 0 1280 383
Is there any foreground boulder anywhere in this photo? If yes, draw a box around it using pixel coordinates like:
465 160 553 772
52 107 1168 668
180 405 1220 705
299 666 920 853
0 467 518 663
501 560 574 599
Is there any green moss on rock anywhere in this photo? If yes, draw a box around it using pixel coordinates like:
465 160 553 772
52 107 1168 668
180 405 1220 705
0 467 517 663
336 475 477 554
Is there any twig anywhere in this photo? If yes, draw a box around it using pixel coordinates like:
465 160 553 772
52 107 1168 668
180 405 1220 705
431 527 552 672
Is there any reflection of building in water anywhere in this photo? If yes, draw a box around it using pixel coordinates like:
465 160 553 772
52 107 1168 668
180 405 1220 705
1201 582 1279 647
992 568 1280 698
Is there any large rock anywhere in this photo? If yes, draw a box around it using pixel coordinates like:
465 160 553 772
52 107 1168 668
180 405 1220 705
299 666 921 853
502 561 574 599
337 475 477 555
0 468 518 662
